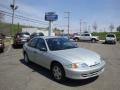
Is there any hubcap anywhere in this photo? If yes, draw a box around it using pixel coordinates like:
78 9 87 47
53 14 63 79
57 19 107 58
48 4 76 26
52 66 62 80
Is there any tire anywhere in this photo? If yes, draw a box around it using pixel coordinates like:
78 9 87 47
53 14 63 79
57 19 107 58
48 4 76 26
0 48 4 53
113 42 116 44
91 38 96 43
24 53 30 64
1 48 4 52
51 63 65 82
74 38 79 42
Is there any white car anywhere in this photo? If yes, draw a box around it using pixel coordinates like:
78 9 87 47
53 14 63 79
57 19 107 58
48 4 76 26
73 33 99 42
23 36 105 82
105 34 117 44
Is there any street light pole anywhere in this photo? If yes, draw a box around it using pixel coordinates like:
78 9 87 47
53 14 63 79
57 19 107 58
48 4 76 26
10 0 18 36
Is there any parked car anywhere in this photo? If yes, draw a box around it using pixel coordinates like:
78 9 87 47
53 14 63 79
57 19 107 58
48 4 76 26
23 36 105 82
0 33 5 39
13 32 30 47
73 33 99 42
105 33 116 44
30 32 44 39
0 38 4 52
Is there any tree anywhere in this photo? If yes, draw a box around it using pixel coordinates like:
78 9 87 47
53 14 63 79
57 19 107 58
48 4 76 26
53 27 63 35
117 26 120 32
93 22 97 32
109 24 114 32
0 11 4 22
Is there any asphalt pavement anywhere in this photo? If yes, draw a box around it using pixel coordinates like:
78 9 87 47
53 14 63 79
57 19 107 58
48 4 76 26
0 42 120 90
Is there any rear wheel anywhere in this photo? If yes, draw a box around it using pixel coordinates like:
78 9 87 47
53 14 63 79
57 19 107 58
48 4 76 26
0 48 4 52
24 53 30 64
51 63 65 82
91 38 96 43
113 41 116 44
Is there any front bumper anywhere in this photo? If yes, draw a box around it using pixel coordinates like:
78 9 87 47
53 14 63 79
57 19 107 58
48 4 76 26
105 40 116 44
64 61 105 79
14 40 28 45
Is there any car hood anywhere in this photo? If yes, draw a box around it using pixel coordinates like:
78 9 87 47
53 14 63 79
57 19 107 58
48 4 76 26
50 48 101 66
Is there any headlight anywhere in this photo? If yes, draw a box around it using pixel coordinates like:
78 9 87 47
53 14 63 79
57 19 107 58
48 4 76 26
67 63 89 69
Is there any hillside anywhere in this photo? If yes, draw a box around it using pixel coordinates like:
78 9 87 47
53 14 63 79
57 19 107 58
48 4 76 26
0 22 37 35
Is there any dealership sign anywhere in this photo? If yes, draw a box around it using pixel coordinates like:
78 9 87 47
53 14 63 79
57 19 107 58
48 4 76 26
45 12 58 21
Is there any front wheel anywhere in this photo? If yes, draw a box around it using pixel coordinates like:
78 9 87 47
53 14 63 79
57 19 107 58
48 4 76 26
74 38 79 42
51 63 65 82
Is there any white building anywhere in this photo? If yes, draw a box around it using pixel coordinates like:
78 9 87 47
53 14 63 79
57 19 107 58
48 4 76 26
22 28 55 36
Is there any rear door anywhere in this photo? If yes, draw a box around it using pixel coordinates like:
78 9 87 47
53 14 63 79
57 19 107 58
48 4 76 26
26 38 38 63
84 34 91 40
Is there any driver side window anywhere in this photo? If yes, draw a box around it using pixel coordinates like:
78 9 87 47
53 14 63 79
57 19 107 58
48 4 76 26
28 38 38 48
36 38 47 51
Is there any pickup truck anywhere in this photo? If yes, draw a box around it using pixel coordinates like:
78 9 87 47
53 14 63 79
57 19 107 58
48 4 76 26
73 33 99 42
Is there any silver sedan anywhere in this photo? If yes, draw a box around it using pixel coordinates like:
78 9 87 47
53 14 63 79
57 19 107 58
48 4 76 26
23 36 105 82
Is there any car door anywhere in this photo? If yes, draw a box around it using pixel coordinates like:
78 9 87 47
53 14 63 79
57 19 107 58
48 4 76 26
27 38 38 63
35 38 50 68
84 34 91 40
80 34 85 40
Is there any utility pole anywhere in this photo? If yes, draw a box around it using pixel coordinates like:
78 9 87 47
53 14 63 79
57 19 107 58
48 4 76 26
10 0 18 36
80 19 82 34
83 21 87 32
88 25 91 33
64 12 70 38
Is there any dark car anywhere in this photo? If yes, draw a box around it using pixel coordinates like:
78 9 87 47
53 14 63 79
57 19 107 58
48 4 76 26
0 39 4 52
0 33 5 52
30 32 44 39
13 32 30 47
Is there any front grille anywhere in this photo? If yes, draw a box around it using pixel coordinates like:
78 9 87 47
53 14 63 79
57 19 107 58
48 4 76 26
81 68 103 77
89 63 100 67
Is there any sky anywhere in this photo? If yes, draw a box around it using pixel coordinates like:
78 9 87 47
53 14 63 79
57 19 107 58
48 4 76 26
0 0 120 33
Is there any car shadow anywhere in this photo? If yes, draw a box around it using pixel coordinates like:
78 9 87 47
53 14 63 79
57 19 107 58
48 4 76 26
102 42 115 45
20 59 98 87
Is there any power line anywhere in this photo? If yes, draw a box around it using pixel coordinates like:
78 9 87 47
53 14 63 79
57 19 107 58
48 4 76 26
0 10 48 25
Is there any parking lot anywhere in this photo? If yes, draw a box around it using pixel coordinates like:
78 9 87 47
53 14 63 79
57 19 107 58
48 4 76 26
0 42 120 90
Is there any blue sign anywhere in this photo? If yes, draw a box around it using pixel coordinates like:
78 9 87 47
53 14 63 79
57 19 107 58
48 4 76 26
45 12 58 21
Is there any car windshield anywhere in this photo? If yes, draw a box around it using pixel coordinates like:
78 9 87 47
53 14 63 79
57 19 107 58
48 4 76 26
36 33 44 36
46 38 78 51
107 35 115 37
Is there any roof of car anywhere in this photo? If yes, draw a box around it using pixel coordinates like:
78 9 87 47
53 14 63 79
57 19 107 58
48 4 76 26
106 33 115 35
35 36 65 39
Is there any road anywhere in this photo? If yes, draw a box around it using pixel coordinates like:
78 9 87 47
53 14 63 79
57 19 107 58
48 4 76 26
0 42 120 90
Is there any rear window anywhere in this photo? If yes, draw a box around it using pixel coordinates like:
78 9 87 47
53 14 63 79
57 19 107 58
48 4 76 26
107 34 115 37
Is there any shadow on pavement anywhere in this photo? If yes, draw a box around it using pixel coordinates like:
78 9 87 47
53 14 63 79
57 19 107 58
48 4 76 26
20 59 98 87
